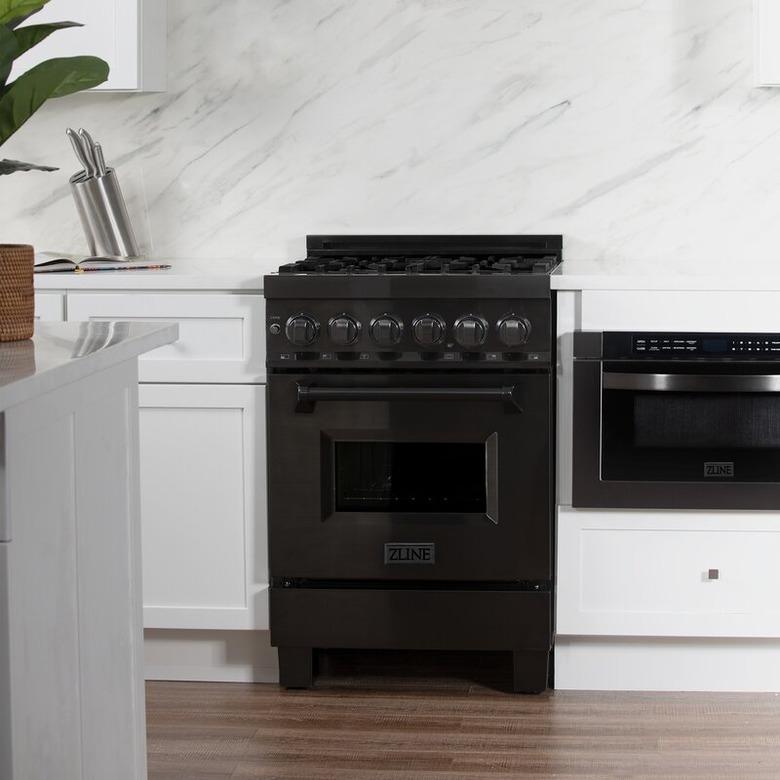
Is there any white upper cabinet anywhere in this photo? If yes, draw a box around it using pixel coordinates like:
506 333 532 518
10 0 166 92
755 0 780 86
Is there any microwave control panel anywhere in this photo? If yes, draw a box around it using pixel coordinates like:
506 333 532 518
631 333 780 357
596 332 780 359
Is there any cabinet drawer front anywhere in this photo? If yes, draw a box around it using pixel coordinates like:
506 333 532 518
35 293 65 322
66 293 265 382
557 508 780 638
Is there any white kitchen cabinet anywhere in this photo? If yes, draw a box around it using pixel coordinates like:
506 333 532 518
10 0 166 92
36 277 270 680
755 0 780 86
138 383 268 631
66 292 266 383
34 292 64 321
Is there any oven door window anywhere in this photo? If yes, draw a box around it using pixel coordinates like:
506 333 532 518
334 441 487 514
602 389 780 482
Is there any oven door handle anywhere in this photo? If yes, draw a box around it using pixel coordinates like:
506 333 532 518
602 372 780 393
295 384 524 412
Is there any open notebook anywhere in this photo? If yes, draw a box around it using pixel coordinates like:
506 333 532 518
34 253 171 273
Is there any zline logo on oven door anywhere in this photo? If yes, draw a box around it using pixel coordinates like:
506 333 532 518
384 543 436 564
704 462 734 478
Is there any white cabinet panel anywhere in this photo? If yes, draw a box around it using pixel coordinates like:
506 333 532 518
67 292 265 382
756 0 780 86
581 290 780 332
139 384 268 630
34 293 65 322
4 361 146 779
10 0 166 92
558 507 780 638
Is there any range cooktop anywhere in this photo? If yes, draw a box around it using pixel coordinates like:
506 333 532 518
266 235 563 300
279 254 559 276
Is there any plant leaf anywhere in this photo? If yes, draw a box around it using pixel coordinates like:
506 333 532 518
14 22 82 59
0 22 20 88
0 0 50 27
0 56 109 145
0 156 57 174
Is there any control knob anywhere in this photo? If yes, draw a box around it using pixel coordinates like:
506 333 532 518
328 314 360 346
497 315 531 347
370 314 403 346
454 315 488 349
412 314 446 347
285 314 319 347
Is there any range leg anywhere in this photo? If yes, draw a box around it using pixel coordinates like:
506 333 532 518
512 649 550 694
278 647 314 689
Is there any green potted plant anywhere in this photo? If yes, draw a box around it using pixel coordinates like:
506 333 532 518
0 0 108 341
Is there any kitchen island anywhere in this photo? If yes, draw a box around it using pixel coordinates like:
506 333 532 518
0 321 178 780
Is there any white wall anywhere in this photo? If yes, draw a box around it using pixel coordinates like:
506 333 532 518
1 0 776 268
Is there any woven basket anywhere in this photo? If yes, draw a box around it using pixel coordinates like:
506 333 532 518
0 244 34 342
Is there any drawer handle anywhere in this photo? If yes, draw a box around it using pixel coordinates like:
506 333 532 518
707 568 719 580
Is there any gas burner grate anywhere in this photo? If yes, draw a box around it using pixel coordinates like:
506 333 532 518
279 254 559 275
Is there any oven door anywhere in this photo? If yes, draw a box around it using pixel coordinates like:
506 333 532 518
268 373 551 582
573 359 780 509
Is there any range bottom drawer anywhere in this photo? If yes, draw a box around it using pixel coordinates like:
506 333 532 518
270 587 551 650
557 508 780 638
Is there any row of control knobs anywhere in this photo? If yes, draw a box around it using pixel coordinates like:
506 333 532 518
282 314 532 348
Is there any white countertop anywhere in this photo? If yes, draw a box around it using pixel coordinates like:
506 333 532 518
34 255 780 294
34 257 277 292
0 322 179 411
551 260 780 292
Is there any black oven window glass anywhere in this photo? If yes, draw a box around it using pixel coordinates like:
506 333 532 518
602 390 780 482
633 393 780 449
334 442 486 513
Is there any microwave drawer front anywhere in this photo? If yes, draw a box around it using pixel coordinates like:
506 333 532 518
66 292 265 383
557 508 780 638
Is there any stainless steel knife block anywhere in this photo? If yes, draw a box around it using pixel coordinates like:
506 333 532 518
70 168 140 257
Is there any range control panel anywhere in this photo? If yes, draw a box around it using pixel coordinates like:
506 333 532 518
265 298 552 369
601 332 780 359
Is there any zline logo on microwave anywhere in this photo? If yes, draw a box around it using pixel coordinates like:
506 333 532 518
704 462 735 478
384 543 435 564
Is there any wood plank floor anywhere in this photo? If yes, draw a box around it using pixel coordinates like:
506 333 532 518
146 650 780 779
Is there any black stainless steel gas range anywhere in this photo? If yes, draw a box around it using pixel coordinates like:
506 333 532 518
264 235 561 693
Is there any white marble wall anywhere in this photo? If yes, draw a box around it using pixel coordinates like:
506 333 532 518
1 0 777 269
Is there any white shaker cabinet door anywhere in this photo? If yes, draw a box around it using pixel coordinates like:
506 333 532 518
139 384 268 630
10 0 166 92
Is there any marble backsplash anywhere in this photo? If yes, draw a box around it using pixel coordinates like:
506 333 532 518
1 0 779 270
